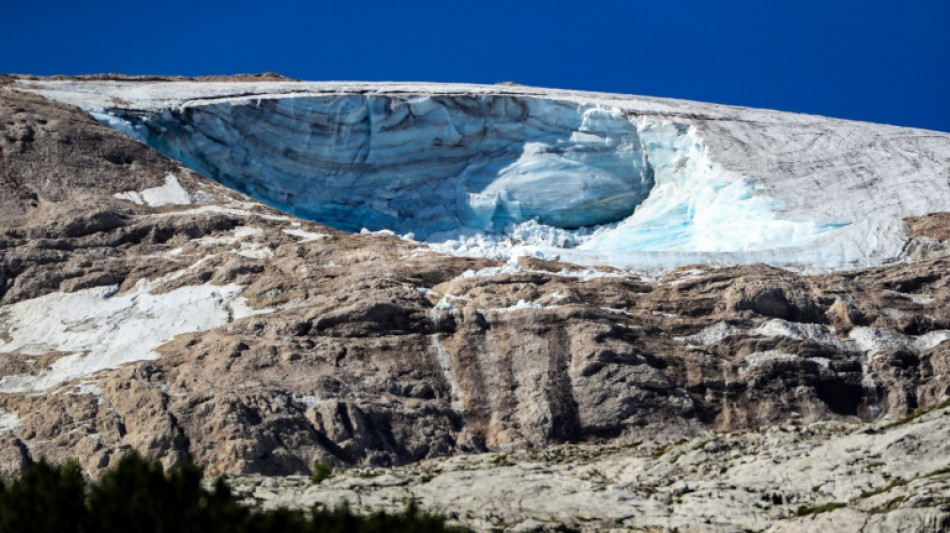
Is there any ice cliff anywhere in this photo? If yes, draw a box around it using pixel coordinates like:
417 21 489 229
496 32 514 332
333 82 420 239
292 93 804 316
21 81 950 270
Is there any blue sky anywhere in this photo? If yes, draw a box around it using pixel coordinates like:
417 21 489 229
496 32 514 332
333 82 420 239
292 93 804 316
3 0 948 132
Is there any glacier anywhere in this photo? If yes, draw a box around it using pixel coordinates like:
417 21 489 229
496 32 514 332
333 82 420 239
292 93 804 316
101 95 657 237
20 80 950 271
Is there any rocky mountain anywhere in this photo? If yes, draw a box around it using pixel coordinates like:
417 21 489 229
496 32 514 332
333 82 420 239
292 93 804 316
0 75 949 531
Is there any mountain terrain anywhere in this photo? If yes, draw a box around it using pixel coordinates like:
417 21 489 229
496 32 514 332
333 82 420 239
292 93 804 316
0 75 949 531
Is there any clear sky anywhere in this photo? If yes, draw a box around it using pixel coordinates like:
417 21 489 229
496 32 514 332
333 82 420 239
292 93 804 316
3 0 948 132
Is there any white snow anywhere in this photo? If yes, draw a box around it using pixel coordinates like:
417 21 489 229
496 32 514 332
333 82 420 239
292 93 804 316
667 269 707 286
191 226 269 255
76 381 104 399
754 319 840 344
282 228 330 242
676 316 950 371
360 228 397 236
21 80 950 271
892 292 935 305
0 409 21 434
228 296 275 320
234 244 274 259
189 229 275 258
114 174 193 207
0 278 271 392
848 327 950 355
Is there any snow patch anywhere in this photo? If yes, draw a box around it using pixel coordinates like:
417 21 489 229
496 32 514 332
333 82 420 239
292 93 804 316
192 226 266 250
433 296 457 311
234 226 264 239
0 278 272 392
667 269 707 286
849 327 950 355
456 261 619 282
76 381 104 398
283 228 330 242
228 297 275 320
114 174 194 207
754 319 840 344
0 409 21 433
895 292 935 305
234 243 274 259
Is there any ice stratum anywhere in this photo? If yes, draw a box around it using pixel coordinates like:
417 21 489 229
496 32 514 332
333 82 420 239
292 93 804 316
22 80 950 271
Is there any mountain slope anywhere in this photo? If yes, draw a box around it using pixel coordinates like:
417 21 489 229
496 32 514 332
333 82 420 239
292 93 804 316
0 76 948 532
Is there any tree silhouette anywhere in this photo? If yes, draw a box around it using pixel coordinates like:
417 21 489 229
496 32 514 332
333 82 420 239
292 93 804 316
0 452 466 533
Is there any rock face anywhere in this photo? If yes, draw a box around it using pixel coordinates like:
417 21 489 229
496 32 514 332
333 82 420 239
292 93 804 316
1 78 950 530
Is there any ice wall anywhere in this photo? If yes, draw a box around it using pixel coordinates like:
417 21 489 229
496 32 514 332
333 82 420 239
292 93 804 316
109 96 657 238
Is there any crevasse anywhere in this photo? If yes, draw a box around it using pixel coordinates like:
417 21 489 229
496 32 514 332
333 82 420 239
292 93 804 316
95 94 840 260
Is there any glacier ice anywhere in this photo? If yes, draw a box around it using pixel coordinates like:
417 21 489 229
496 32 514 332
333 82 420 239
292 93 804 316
104 96 657 237
91 94 841 263
22 81 950 271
